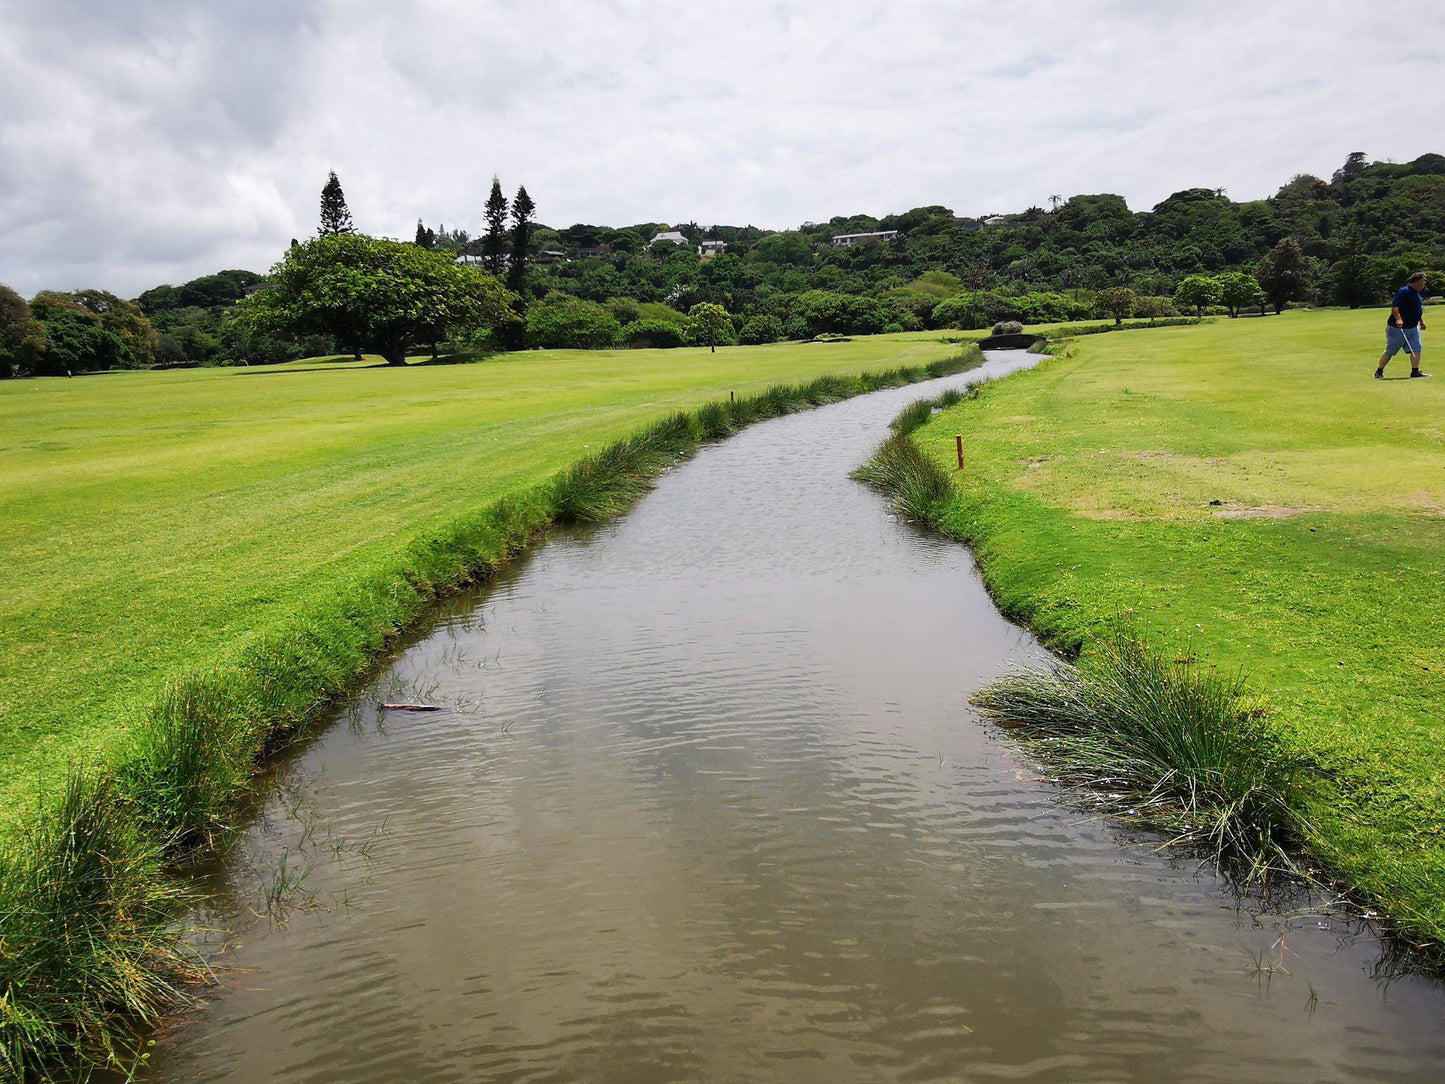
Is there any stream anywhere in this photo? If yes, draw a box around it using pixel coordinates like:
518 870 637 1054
142 353 1445 1082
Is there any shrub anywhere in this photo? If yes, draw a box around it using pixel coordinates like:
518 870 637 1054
990 320 1024 336
620 318 690 349
739 313 784 344
525 294 621 349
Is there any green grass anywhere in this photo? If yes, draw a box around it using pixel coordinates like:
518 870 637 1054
915 308 1445 949
0 770 205 1079
1 338 989 1077
0 336 966 820
973 631 1307 879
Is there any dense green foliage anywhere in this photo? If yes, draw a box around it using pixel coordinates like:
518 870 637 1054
514 153 1443 324
8 152 1439 376
4 290 158 376
0 285 46 377
237 234 516 364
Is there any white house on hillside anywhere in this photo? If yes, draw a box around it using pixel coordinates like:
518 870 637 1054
829 230 899 247
650 230 689 246
698 239 727 256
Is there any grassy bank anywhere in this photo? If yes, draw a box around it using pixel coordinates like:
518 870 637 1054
0 336 970 817
1 337 984 1077
908 308 1445 949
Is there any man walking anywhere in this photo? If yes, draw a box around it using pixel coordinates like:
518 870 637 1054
1375 272 1428 379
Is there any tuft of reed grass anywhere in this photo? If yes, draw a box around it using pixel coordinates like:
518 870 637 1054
550 412 697 524
934 386 968 408
974 633 1309 880
120 674 258 851
0 772 204 1080
889 398 935 435
851 431 954 525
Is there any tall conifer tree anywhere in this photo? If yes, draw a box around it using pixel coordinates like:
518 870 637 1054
508 185 535 293
482 177 509 276
319 170 355 235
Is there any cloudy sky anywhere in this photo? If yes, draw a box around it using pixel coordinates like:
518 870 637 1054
1 0 1441 296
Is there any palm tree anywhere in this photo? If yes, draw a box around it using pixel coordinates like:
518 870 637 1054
1048 194 1063 211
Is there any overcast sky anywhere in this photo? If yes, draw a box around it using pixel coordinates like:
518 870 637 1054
1 0 1441 297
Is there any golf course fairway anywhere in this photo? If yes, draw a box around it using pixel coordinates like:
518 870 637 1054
0 337 965 819
915 307 1445 948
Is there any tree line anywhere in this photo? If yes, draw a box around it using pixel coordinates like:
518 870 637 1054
2 152 1440 376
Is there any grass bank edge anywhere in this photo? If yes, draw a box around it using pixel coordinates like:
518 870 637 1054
854 350 1445 968
0 346 986 1080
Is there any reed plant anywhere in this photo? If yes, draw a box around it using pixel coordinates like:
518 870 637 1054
0 772 204 1080
974 633 1308 879
851 431 954 525
889 398 935 435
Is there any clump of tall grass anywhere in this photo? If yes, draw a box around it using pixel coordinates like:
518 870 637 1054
974 633 1308 880
889 398 935 435
852 431 954 525
934 386 970 408
0 772 204 1080
550 412 697 524
120 674 258 851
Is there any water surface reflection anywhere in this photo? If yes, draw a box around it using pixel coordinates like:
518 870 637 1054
146 355 1445 1083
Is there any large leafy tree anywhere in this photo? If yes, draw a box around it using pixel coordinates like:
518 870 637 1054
0 283 46 377
1256 237 1312 314
483 177 509 277
319 170 355 236
1215 271 1266 317
31 309 131 374
238 234 516 365
67 290 156 366
1173 274 1222 317
1094 286 1136 326
687 302 730 352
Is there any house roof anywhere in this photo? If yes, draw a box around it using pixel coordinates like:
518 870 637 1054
651 230 689 244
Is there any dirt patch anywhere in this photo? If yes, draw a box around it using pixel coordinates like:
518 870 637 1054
1126 450 1230 467
1211 502 1318 520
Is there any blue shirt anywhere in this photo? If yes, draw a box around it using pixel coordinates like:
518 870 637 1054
1390 285 1424 328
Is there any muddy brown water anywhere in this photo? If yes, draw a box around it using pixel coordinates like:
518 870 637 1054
141 354 1445 1083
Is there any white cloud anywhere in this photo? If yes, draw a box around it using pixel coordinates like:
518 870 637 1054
0 0 1440 295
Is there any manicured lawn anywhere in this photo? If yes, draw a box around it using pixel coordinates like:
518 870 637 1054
917 308 1445 943
0 337 963 818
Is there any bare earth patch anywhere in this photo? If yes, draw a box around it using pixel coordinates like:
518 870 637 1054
1211 501 1319 519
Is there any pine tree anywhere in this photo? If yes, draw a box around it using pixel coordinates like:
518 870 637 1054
508 185 535 292
483 177 508 276
319 170 355 235
415 219 430 247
